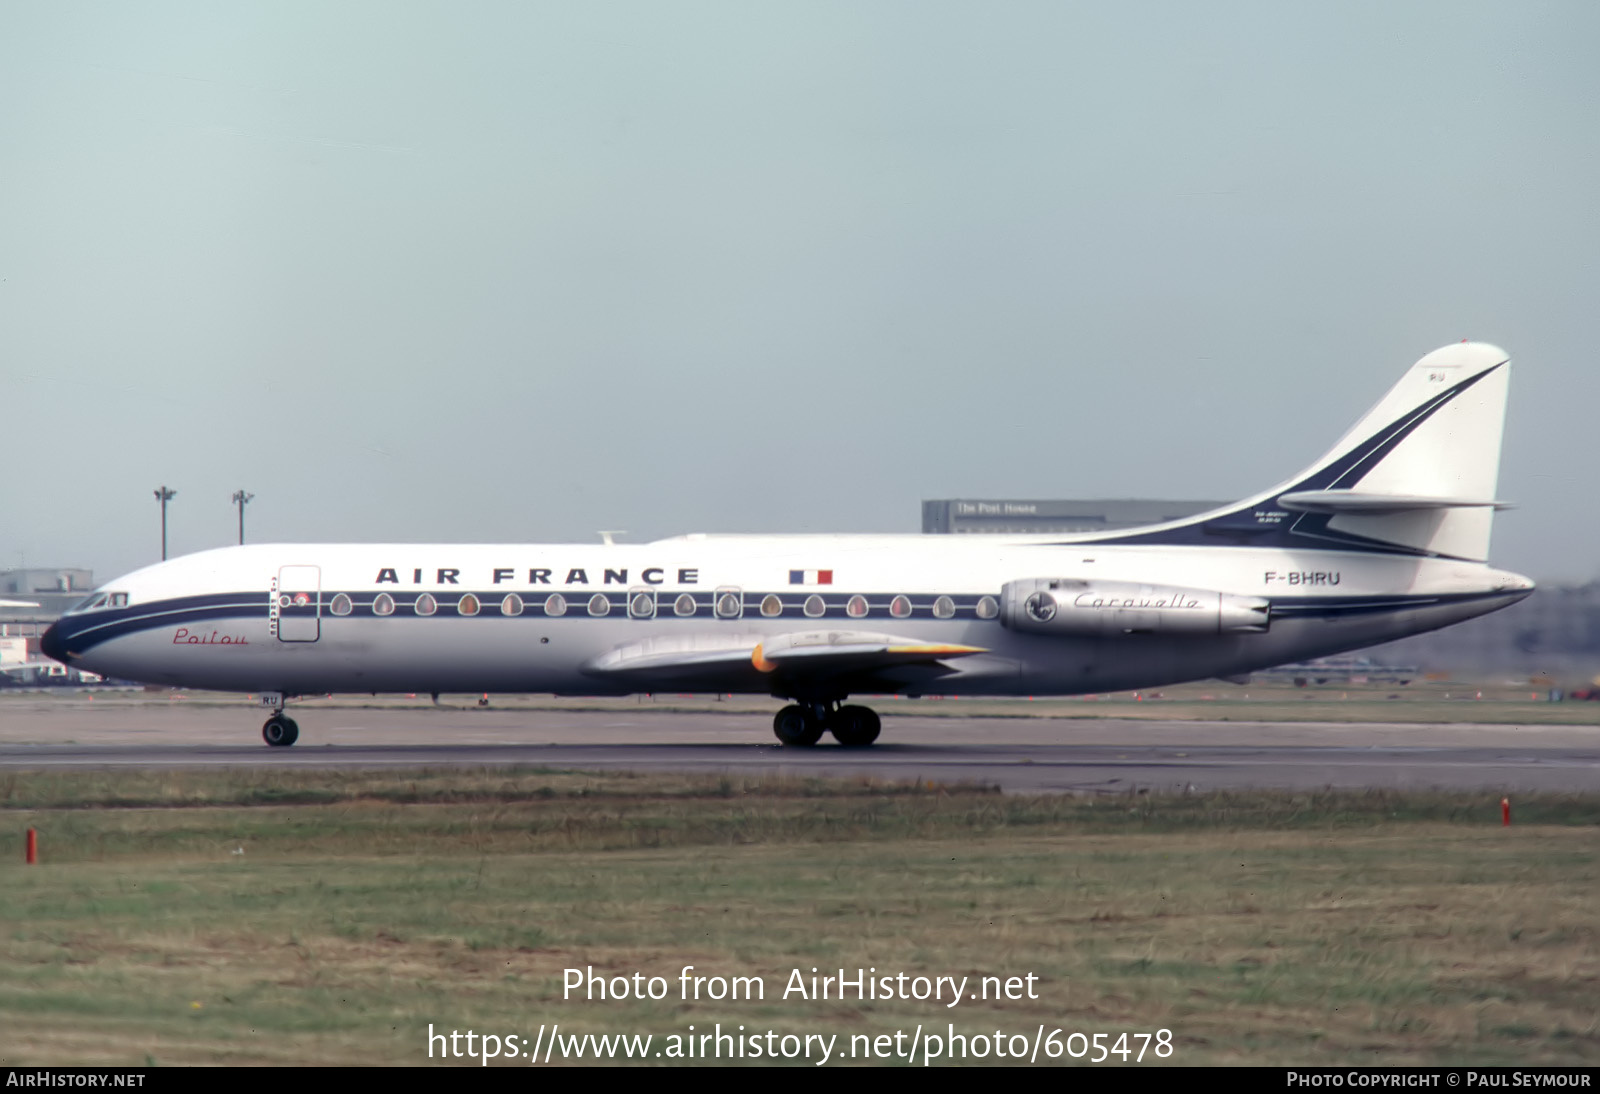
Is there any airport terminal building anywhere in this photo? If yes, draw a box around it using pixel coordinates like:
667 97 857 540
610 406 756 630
1 568 96 684
1368 580 1600 680
921 499 1222 535
1 567 94 618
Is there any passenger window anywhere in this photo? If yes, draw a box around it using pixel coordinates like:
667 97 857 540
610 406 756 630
715 588 742 619
501 594 524 617
330 594 353 616
373 593 395 616
975 596 999 619
544 593 567 617
803 595 826 618
674 593 697 617
760 594 783 618
458 593 480 616
890 595 912 619
587 593 610 617
846 595 868 618
414 593 437 616
932 596 955 619
629 591 655 619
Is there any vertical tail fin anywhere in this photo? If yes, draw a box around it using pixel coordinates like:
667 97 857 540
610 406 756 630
1285 341 1511 561
1097 342 1513 561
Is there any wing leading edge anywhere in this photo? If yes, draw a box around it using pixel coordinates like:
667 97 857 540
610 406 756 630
583 629 987 691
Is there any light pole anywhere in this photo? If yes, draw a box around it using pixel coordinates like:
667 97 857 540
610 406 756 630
232 490 254 545
153 486 177 560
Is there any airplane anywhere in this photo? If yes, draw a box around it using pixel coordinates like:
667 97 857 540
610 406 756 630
42 341 1533 749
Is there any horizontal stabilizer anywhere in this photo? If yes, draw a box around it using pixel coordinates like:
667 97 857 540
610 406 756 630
1278 490 1512 514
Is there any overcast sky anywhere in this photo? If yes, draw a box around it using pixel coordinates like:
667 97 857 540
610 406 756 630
3 2 1597 583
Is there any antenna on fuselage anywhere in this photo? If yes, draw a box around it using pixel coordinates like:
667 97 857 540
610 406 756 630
597 531 626 546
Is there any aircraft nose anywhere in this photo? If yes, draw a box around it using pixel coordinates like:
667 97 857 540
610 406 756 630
40 621 68 664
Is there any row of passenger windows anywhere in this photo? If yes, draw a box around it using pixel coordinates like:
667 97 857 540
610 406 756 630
323 592 1001 620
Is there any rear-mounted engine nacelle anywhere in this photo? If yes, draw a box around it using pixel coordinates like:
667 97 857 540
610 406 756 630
1000 578 1270 636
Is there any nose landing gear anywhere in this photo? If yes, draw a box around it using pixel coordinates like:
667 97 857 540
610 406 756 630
262 714 299 747
771 702 882 747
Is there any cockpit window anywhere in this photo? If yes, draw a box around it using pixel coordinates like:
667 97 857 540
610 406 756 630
69 594 109 613
108 592 128 608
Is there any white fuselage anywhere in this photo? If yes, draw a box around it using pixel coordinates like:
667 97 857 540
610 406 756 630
43 534 1533 699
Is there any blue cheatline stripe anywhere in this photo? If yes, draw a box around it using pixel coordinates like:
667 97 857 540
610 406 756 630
47 587 1519 657
52 598 267 649
1264 590 1514 618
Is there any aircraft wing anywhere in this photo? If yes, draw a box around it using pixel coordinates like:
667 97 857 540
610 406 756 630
582 629 987 689
1 659 64 676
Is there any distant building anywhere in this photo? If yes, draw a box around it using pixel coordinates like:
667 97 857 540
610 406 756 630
0 568 95 684
1365 582 1600 681
922 499 1223 535
0 568 93 618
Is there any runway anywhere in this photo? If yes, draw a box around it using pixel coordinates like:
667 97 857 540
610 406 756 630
3 697 1597 792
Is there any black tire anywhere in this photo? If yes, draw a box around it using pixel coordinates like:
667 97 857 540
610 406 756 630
263 716 299 747
830 705 881 747
773 705 823 746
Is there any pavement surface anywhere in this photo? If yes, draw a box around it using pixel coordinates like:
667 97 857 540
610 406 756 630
2 695 1596 793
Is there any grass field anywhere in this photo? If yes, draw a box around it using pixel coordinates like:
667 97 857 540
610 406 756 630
1 769 1596 1066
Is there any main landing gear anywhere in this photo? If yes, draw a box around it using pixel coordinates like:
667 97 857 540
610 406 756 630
262 713 299 747
772 702 881 747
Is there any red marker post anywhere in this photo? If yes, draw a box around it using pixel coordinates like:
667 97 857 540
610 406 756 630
25 828 37 864
1501 798 1511 827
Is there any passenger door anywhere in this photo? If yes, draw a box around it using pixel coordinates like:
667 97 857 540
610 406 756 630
273 565 322 642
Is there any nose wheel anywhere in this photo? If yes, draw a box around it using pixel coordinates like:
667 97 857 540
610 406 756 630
262 715 299 747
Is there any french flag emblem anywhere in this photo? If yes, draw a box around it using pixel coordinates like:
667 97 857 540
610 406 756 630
789 569 833 585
